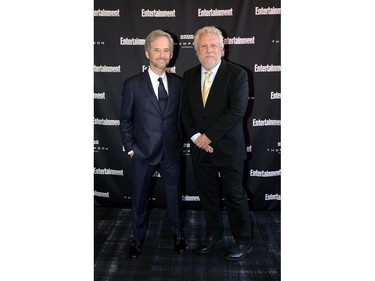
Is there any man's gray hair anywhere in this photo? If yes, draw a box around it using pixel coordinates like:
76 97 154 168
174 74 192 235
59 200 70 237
193 26 224 56
144 30 174 53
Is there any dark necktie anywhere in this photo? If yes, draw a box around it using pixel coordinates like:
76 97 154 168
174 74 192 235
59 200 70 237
158 77 168 113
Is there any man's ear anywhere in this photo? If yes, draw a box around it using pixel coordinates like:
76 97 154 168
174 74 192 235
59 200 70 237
145 51 150 59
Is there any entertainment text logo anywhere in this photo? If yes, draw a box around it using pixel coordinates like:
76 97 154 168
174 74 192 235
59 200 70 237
182 195 200 202
94 65 121 73
94 168 124 176
94 9 120 17
120 37 145 45
94 92 106 100
198 8 233 17
255 7 281 15
94 190 110 198
265 193 281 200
94 118 120 126
270 91 281 99
250 169 281 177
141 9 176 17
254 64 281 72
252 119 281 126
224 36 255 45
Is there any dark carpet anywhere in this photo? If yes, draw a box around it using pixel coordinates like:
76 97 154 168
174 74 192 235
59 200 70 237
94 207 280 281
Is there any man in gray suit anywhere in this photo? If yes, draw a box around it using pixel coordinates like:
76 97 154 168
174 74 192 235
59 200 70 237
181 26 252 261
120 30 185 260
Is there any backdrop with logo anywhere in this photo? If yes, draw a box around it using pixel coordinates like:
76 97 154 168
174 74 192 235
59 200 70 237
94 0 280 210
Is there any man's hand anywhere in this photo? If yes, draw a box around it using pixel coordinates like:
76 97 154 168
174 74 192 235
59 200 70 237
194 134 214 153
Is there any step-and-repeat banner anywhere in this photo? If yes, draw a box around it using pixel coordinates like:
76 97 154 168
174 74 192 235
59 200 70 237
94 0 280 210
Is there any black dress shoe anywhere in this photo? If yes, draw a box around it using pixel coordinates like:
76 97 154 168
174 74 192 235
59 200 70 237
198 235 222 254
173 234 186 253
224 242 252 261
128 239 142 260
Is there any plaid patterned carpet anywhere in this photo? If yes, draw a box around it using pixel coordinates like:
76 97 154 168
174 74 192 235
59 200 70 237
94 207 280 281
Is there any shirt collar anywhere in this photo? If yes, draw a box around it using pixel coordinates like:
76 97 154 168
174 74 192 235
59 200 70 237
148 68 166 82
201 60 221 76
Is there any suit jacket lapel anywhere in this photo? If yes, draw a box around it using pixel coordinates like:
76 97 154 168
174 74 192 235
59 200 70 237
191 67 203 108
205 60 226 106
165 73 173 112
166 73 182 114
141 71 164 114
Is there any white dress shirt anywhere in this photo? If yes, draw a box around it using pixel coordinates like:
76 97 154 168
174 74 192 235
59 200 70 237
148 68 169 99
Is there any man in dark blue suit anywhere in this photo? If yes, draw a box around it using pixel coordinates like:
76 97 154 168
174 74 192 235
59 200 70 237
120 30 186 260
181 26 252 261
